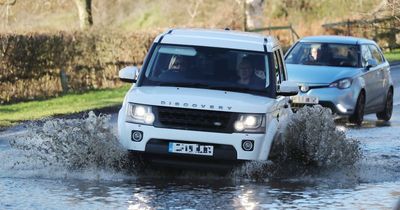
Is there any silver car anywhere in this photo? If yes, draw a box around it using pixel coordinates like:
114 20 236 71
285 36 394 125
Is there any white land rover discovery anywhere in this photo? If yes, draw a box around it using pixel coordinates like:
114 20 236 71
118 29 299 168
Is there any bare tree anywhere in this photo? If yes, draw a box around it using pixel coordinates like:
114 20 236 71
372 0 400 21
187 0 203 23
236 0 265 30
73 0 93 30
387 0 400 21
245 0 265 29
0 0 16 28
0 0 15 4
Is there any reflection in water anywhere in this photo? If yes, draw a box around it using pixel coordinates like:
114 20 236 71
236 189 257 210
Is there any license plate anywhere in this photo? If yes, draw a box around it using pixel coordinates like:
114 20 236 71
291 95 319 104
168 142 214 156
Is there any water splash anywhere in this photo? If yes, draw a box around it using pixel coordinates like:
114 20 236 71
275 105 361 166
235 105 362 180
1 107 363 181
1 112 133 180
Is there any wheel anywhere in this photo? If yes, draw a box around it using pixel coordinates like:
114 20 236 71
349 92 365 126
376 88 393 121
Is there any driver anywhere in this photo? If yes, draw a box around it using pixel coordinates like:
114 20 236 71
236 58 265 88
303 45 320 64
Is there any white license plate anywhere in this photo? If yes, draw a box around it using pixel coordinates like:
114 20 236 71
291 95 319 104
168 142 214 156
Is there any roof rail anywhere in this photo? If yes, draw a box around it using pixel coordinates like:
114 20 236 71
158 29 174 43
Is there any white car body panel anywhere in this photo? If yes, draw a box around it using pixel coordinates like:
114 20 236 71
118 88 285 161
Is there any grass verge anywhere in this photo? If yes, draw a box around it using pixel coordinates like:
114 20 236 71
384 49 400 63
0 85 130 128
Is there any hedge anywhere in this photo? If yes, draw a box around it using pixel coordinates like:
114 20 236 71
0 31 157 104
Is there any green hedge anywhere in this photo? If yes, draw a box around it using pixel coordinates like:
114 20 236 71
0 31 157 104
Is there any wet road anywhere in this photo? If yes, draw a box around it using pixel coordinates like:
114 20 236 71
0 65 399 209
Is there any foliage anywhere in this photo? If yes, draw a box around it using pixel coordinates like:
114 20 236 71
0 31 157 104
384 48 400 62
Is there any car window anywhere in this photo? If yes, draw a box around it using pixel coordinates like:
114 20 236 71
285 42 359 67
277 49 287 81
273 51 283 84
141 44 273 96
361 45 373 68
368 45 384 64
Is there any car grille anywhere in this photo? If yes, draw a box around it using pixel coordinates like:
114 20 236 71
154 106 236 133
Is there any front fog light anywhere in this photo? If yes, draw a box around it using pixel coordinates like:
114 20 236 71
131 130 143 142
336 104 347 113
242 140 254 151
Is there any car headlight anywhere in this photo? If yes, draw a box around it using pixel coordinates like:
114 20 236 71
126 103 155 125
234 114 265 133
330 78 352 89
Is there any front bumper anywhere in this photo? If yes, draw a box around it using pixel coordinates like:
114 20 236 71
118 122 271 161
295 86 358 115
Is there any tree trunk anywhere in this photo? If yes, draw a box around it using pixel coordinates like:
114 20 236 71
0 0 16 28
74 0 93 30
0 0 16 5
245 0 265 30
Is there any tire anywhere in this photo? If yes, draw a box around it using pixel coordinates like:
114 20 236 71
349 92 365 126
376 88 393 121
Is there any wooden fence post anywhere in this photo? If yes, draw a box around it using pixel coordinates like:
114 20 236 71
347 19 351 36
290 24 295 44
60 69 69 94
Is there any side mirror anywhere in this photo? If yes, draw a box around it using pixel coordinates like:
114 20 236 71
365 59 377 70
277 81 299 96
119 66 139 83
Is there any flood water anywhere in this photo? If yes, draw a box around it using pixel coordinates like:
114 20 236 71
1 67 400 209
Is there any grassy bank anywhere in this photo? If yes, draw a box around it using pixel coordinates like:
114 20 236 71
384 49 400 63
0 85 130 128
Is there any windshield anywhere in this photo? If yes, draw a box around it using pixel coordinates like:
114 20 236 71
140 44 272 96
285 42 360 67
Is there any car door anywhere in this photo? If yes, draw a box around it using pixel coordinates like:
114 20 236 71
368 44 388 109
360 44 380 111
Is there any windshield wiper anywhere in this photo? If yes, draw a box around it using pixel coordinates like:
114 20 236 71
156 82 261 93
157 82 210 89
208 85 255 93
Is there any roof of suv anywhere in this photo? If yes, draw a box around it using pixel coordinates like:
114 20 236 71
154 28 280 52
300 35 376 45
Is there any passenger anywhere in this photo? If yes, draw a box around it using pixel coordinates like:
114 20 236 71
303 45 320 64
159 55 188 80
346 48 358 67
310 46 319 61
236 58 264 88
